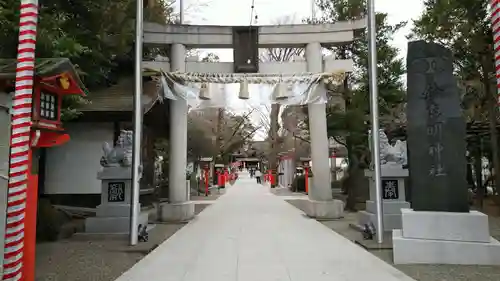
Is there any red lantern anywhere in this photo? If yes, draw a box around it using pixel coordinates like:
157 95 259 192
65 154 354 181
32 73 84 131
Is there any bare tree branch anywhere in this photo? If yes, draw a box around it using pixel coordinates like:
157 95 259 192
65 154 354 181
293 134 311 144
220 125 263 157
332 135 347 147
221 109 255 150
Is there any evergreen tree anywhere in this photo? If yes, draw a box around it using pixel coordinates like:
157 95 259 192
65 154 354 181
0 0 173 88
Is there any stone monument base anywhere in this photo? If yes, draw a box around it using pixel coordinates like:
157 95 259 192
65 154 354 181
159 201 195 222
393 209 500 265
86 211 149 234
305 199 344 219
358 200 410 231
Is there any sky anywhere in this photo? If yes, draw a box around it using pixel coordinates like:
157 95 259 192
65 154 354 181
178 0 425 62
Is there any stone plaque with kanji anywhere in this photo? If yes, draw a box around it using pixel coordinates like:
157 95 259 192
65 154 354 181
382 179 399 200
107 182 125 202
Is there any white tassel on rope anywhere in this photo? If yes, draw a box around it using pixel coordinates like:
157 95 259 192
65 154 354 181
160 75 178 100
239 78 249 99
272 83 285 100
272 77 289 100
198 82 211 100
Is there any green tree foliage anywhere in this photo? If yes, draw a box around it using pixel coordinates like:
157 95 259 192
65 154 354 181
0 0 173 88
410 0 491 120
201 52 220 62
0 0 173 119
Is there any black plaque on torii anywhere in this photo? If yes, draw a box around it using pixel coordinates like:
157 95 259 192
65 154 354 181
406 41 469 212
232 26 259 73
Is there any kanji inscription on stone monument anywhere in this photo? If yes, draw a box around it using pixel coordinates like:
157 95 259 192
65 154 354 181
406 41 469 212
108 182 125 202
382 179 399 200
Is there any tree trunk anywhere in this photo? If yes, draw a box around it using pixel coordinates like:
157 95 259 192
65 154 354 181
345 136 358 211
269 104 280 187
216 108 224 163
483 77 500 195
341 74 364 211
210 108 224 185
474 137 484 209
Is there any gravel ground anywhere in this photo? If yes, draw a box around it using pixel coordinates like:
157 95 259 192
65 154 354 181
36 185 500 281
35 202 217 281
191 187 226 201
287 198 500 281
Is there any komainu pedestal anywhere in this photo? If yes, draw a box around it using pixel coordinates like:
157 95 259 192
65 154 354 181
85 131 148 234
393 40 500 265
358 130 410 231
85 167 149 234
358 167 409 231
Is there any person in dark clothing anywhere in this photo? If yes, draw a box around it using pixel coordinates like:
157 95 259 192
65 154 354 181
255 169 262 184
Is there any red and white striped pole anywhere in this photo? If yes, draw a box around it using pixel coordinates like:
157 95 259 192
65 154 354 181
492 0 500 105
2 1 38 280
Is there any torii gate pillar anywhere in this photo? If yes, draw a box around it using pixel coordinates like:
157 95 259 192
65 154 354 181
158 43 195 222
305 42 344 219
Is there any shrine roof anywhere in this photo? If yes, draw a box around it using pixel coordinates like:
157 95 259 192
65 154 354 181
78 77 161 113
0 58 88 95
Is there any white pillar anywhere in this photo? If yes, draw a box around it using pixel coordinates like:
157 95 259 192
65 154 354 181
279 161 284 186
285 159 292 188
285 159 289 187
159 43 195 222
306 42 333 201
169 43 188 203
287 160 291 187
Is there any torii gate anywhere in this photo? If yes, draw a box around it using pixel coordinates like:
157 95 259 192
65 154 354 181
143 20 366 222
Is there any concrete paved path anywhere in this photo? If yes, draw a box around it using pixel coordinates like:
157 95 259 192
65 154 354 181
115 173 415 281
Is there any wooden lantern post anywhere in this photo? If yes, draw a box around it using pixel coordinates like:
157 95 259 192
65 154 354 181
3 67 85 281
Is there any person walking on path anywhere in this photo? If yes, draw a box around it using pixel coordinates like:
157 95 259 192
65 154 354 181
255 169 262 184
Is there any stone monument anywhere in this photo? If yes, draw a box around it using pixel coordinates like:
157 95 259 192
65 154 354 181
85 130 149 234
358 129 410 231
392 41 500 265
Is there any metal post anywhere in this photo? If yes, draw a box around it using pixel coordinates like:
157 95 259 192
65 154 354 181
311 0 316 22
179 0 184 23
129 0 143 246
367 0 384 244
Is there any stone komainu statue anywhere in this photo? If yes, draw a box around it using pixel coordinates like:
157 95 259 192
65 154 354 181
369 129 408 167
100 130 133 167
